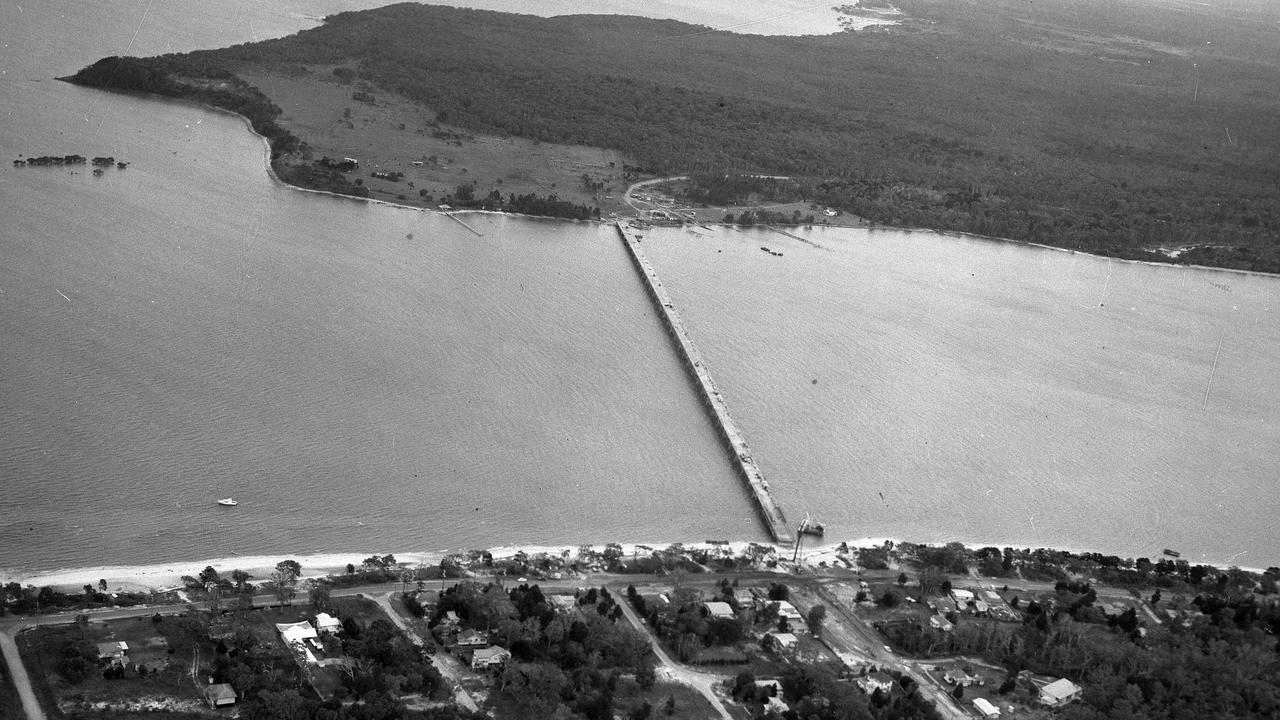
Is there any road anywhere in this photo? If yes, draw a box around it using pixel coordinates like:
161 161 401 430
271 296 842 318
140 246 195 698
0 623 46 720
1 569 977 720
613 594 734 720
371 592 480 713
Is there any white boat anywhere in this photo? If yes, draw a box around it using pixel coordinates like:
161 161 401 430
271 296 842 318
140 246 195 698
216 498 238 506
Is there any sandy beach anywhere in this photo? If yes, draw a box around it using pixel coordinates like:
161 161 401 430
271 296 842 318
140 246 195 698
0 538 900 594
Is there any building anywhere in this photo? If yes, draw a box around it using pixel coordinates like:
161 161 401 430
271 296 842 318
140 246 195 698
775 600 804 623
930 614 954 632
932 597 958 615
455 628 488 648
703 601 735 619
1039 678 1083 707
973 697 1000 718
96 641 128 664
204 683 237 708
314 613 341 635
763 632 798 655
857 672 895 695
275 621 318 645
944 670 983 687
471 646 511 670
549 595 579 614
764 696 790 714
951 588 976 604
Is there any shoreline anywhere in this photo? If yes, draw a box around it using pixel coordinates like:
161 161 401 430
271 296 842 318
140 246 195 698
4 536 1267 596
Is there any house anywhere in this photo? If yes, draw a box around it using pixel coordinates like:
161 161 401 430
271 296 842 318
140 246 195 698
1039 678 1083 707
275 621 318 645
96 641 128 664
703 601 735 620
763 632 798 655
764 696 790 714
944 670 983 687
775 600 804 622
951 588 976 604
471 646 511 670
932 597 958 615
753 679 782 697
549 595 579 614
973 697 1000 718
974 600 990 615
929 614 954 632
857 672 895 695
314 613 341 635
455 628 488 648
204 683 237 708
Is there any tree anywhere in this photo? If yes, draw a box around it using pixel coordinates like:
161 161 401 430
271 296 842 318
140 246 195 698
952 683 964 700
198 566 220 586
897 572 909 586
272 561 300 605
806 605 827 635
98 578 107 592
307 579 332 612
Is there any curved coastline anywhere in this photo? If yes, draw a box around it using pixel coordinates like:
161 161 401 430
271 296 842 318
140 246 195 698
82 80 1280 280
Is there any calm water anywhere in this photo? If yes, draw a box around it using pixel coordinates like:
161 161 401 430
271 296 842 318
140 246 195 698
2 2 1277 576
641 226 1280 566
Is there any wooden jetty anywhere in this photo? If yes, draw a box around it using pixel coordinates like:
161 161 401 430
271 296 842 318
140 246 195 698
616 222 794 544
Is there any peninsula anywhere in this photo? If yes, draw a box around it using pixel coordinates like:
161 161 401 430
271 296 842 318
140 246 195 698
62 0 1280 272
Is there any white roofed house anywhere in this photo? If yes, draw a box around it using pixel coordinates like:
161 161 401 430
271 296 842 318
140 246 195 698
314 612 341 635
973 697 1000 718
1038 678 1083 707
857 671 895 695
762 632 798 655
276 621 318 645
471 645 511 670
703 601 735 620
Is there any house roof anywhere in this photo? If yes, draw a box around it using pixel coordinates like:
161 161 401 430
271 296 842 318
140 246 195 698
473 646 511 662
457 628 488 645
704 601 735 619
314 612 340 629
96 641 128 656
766 632 798 647
951 588 975 601
276 621 318 644
1041 678 1081 701
775 600 803 619
204 683 236 703
973 697 1000 716
869 672 895 684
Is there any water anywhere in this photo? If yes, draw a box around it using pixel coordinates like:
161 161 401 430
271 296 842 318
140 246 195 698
2 2 1278 576
641 226 1280 566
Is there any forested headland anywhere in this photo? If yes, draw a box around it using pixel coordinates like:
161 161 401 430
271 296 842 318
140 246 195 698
64 0 1280 271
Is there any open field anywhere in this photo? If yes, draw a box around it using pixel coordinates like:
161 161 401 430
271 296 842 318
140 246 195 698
242 69 635 217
